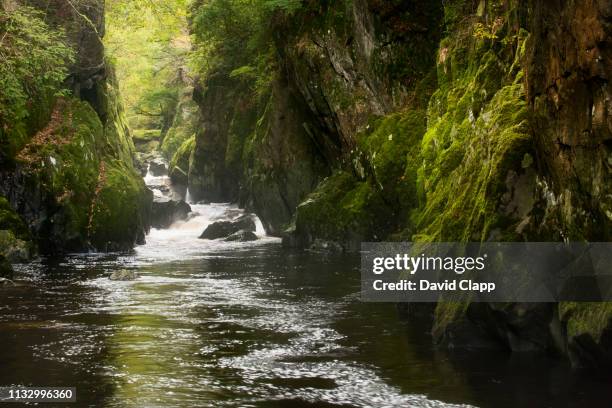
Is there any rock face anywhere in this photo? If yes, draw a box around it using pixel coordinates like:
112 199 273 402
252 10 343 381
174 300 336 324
151 197 191 229
224 229 258 242
186 0 611 368
0 0 152 253
199 215 256 240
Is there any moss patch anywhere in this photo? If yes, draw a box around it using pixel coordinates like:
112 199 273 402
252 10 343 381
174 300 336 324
169 135 195 185
293 171 393 248
0 196 30 241
88 160 151 251
560 302 612 342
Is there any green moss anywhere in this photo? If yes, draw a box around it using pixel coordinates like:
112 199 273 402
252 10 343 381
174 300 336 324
15 98 102 241
160 89 199 161
0 230 30 262
89 160 151 250
294 171 393 245
132 129 161 142
0 197 29 241
0 196 32 262
412 11 531 243
358 110 426 220
169 135 195 184
560 302 612 342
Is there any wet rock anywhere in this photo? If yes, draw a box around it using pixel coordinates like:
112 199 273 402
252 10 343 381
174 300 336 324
0 230 31 263
0 277 16 288
0 255 13 279
109 270 139 281
224 230 258 242
199 215 256 240
148 159 168 176
151 197 191 229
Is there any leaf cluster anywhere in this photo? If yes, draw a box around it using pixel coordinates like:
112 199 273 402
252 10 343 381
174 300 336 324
0 6 74 129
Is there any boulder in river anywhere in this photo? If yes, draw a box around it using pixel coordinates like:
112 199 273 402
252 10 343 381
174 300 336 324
224 230 258 242
0 230 31 263
151 197 192 229
109 270 139 281
199 215 256 240
148 159 167 176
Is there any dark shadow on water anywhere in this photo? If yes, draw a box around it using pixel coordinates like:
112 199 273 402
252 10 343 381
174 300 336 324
0 246 611 407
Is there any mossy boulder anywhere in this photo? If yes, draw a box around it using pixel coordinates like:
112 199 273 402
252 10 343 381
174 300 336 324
7 94 151 253
0 230 31 263
89 160 152 251
0 196 30 241
560 302 612 368
287 171 393 251
132 129 160 153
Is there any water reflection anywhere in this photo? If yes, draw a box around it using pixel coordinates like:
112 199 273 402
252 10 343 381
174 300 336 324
0 204 610 407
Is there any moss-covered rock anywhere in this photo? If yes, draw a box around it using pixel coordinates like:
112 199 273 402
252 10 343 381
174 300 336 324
0 230 30 263
0 196 30 241
287 171 393 251
169 136 195 186
160 86 199 161
88 160 152 251
132 129 161 153
6 89 151 253
1 4 151 254
560 302 612 368
0 196 32 263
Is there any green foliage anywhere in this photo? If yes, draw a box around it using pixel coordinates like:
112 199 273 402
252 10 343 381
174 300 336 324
0 5 74 156
105 0 188 129
189 0 276 96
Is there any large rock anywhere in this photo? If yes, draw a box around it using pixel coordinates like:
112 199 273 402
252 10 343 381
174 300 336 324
224 229 258 242
0 230 30 262
199 215 256 240
151 197 191 229
148 159 168 177
109 270 139 281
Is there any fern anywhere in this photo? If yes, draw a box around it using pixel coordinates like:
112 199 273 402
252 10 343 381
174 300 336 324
0 6 75 128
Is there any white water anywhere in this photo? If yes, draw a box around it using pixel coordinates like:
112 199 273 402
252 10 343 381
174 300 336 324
137 163 279 264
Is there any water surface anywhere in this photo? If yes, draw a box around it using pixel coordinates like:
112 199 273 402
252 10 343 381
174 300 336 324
1 172 610 407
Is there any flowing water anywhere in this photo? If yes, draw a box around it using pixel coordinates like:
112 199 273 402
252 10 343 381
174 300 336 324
0 167 610 407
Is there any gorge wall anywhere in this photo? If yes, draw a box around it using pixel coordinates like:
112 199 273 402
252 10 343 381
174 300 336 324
0 0 152 265
182 0 612 368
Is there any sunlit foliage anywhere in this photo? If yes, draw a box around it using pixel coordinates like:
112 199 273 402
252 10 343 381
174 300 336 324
105 0 189 128
0 6 74 130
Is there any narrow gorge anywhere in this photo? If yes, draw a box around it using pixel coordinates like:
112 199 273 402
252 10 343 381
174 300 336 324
1 0 611 407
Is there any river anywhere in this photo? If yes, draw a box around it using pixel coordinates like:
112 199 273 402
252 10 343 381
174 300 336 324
0 168 610 407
